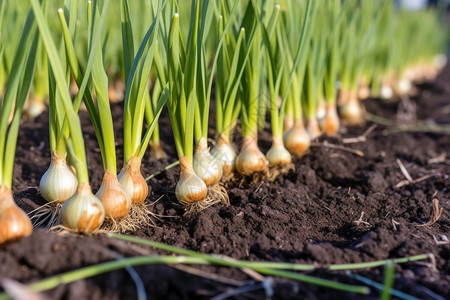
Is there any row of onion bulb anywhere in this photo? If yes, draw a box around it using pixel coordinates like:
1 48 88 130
1 55 445 244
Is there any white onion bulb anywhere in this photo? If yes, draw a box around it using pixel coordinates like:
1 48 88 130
193 137 223 186
236 136 268 176
396 78 412 95
211 133 236 175
380 85 393 99
61 183 105 232
39 154 78 203
266 137 292 166
176 156 207 205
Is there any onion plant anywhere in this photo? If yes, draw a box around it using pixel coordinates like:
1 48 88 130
302 3 327 140
0 9 37 244
191 7 225 189
164 1 211 206
39 1 80 207
39 0 106 211
280 0 315 158
31 0 107 233
337 1 380 124
163 0 235 208
256 3 293 167
211 1 249 176
234 1 269 176
322 1 343 136
119 0 167 207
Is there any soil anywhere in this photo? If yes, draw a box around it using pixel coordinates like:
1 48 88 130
0 65 449 299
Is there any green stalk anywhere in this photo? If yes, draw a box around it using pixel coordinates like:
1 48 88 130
110 234 433 272
0 253 368 300
0 256 209 300
30 0 90 184
1 30 38 188
381 263 395 300
108 234 369 294
328 254 431 270
57 5 107 166
122 0 165 164
0 10 36 187
279 0 315 124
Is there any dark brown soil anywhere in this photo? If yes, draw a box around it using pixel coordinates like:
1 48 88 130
0 66 449 300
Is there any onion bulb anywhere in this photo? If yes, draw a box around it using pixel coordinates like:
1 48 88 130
176 156 207 205
283 120 310 157
236 136 268 176
316 99 326 121
149 141 168 160
39 154 78 203
321 104 340 136
396 78 412 95
357 77 370 100
0 185 33 244
266 137 291 166
95 171 131 219
306 117 322 140
193 137 223 185
380 85 393 99
211 133 237 175
117 156 148 204
339 92 365 125
24 97 46 119
61 183 105 232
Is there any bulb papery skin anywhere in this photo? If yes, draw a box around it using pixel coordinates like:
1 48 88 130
283 120 311 157
39 155 78 203
266 138 292 166
176 157 207 205
117 156 148 204
236 136 268 176
322 104 340 136
0 185 33 244
61 183 105 232
306 117 322 140
211 133 236 175
95 171 132 219
339 92 365 126
194 138 223 186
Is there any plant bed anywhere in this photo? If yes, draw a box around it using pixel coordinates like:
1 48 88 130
0 61 448 299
